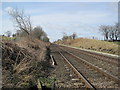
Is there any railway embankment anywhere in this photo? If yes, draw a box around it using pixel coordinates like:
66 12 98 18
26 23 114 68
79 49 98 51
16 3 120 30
56 38 119 55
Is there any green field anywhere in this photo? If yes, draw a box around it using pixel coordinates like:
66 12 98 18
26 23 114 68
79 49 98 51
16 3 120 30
113 42 120 45
0 36 16 41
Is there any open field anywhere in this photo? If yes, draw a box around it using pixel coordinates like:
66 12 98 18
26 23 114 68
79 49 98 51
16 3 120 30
56 38 119 55
0 36 16 41
113 42 120 45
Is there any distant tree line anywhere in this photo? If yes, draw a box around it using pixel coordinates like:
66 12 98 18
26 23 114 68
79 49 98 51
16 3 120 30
99 23 120 41
5 31 12 37
62 32 77 40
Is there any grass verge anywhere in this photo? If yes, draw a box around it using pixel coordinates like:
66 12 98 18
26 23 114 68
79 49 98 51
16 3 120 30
56 38 119 55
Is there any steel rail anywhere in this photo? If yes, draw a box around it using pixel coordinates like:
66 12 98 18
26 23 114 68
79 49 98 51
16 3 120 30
58 51 96 89
60 47 120 83
60 45 118 65
66 47 118 65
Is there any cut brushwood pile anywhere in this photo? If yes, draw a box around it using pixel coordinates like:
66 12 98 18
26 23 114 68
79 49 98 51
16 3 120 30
1 37 52 88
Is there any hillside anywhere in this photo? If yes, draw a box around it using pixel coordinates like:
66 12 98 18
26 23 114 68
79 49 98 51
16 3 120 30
56 38 119 55
1 37 52 88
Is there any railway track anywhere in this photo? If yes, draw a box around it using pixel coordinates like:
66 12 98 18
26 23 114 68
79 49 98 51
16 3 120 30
59 45 119 78
59 45 118 65
58 51 96 89
50 45 96 89
51 44 119 88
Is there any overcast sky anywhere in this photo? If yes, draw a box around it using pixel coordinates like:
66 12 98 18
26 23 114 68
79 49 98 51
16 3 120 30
1 2 118 42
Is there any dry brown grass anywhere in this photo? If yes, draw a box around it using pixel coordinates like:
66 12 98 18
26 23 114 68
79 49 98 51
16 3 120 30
57 38 119 55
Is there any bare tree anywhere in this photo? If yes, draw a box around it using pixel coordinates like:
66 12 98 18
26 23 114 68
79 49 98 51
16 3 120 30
62 32 77 40
72 32 77 39
99 23 120 41
5 31 11 37
108 26 115 41
114 23 120 40
12 34 16 37
62 32 68 40
99 25 109 40
7 8 32 37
